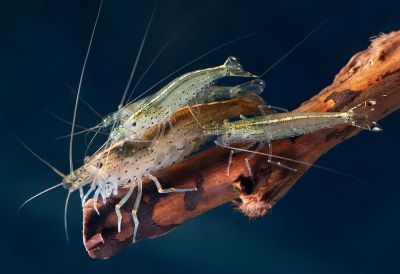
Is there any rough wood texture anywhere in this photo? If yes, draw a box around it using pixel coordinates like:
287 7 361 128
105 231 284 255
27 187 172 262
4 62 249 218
83 31 400 259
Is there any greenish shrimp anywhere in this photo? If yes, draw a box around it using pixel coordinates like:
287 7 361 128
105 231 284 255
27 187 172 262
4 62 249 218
106 56 257 142
204 100 382 172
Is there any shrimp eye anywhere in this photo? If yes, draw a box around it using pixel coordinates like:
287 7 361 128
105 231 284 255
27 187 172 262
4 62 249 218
62 180 73 189
96 162 103 169
102 115 114 126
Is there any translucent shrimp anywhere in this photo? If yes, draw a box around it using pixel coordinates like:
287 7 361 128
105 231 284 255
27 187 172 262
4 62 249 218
100 20 326 146
61 92 267 242
208 100 381 143
106 56 256 142
100 78 265 130
204 100 382 171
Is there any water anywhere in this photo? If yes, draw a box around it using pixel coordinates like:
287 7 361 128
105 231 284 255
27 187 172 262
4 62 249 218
1 0 399 273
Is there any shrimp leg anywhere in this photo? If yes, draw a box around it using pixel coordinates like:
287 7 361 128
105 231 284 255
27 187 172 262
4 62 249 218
244 157 255 184
132 177 143 243
266 141 297 171
93 188 101 215
227 150 234 176
82 183 95 206
79 187 84 203
115 180 135 233
146 173 197 193
226 141 258 175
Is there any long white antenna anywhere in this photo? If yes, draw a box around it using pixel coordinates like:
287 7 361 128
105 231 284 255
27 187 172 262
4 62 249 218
65 82 103 119
69 0 103 173
64 191 72 244
126 22 187 103
131 33 254 103
119 0 159 108
219 144 394 194
15 136 66 178
259 20 327 78
17 182 64 214
100 0 159 168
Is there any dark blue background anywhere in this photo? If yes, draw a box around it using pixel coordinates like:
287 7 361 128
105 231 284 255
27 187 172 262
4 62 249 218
1 0 399 273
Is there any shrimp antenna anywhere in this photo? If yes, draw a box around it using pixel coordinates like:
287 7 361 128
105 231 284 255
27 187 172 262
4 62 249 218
187 105 205 129
119 0 159 108
219 143 395 195
17 182 64 214
126 21 188 103
64 191 72 244
55 127 108 141
15 136 66 178
259 19 327 78
132 32 255 103
46 109 101 133
46 110 108 140
69 0 103 174
84 127 102 157
65 82 103 119
101 0 159 170
15 136 67 212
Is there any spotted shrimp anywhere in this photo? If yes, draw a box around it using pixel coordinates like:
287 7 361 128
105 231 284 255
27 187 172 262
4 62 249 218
202 100 382 174
19 0 327 246
55 92 267 242
99 78 265 131
105 56 256 142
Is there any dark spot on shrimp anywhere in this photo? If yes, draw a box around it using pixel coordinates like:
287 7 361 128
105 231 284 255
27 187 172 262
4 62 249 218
184 174 204 211
324 89 360 112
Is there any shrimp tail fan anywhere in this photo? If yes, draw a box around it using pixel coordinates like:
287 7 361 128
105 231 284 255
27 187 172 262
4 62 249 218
223 56 257 78
347 100 383 132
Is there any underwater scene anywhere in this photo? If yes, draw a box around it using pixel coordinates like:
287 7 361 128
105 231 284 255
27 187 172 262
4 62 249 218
1 0 400 273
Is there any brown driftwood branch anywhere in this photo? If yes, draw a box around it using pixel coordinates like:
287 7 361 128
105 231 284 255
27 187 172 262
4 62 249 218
83 31 400 259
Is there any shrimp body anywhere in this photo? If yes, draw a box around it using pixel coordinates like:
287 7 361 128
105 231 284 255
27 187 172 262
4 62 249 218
62 92 267 241
100 78 264 138
207 100 382 146
109 56 256 142
95 93 266 203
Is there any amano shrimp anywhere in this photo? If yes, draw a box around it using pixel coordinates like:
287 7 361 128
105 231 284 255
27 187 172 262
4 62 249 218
99 79 265 131
107 56 256 142
203 100 382 172
62 92 267 242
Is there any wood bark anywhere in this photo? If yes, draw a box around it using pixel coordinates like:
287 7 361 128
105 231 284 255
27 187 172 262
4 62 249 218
83 31 400 259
